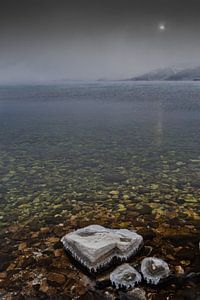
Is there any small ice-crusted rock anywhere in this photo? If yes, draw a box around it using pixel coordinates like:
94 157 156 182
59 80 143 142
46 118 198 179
61 225 143 272
141 257 170 285
110 263 142 289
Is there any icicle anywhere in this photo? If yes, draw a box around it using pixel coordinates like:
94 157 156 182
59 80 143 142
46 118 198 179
61 225 143 272
141 257 170 285
110 264 142 289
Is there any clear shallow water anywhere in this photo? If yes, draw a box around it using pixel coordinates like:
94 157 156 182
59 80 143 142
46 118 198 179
0 81 200 224
0 82 200 298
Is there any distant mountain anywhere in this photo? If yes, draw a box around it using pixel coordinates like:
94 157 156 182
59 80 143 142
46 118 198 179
130 66 200 81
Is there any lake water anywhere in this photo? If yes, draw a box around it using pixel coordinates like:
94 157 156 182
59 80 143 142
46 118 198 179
0 82 200 299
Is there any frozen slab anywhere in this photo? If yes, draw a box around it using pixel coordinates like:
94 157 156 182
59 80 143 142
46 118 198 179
61 225 143 272
110 263 142 289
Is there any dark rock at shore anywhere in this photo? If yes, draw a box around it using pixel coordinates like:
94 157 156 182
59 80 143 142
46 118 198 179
80 289 110 300
0 253 14 272
47 272 66 286
175 287 200 300
118 288 146 300
137 229 156 241
176 248 195 260
163 234 199 246
186 272 200 283
44 216 64 225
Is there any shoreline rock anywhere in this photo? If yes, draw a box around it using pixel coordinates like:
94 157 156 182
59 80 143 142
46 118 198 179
110 264 142 289
61 225 143 272
141 257 170 285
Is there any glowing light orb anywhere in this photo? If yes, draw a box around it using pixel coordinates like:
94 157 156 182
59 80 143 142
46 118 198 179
159 23 166 31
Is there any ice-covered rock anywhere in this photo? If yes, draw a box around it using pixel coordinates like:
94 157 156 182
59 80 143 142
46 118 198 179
110 263 142 289
141 257 170 285
61 225 143 272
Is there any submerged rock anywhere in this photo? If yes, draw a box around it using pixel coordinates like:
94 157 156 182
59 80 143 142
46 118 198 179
141 257 170 285
61 225 143 272
110 264 142 289
103 173 127 183
47 272 66 286
119 288 146 300
127 288 146 300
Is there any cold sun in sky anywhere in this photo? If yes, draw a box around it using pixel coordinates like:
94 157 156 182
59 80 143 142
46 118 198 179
158 23 166 31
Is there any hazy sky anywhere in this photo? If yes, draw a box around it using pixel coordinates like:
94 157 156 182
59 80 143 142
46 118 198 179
0 0 200 82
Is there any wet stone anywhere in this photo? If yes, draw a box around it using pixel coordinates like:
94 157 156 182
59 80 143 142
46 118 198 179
40 227 52 234
0 272 7 279
175 266 184 275
0 254 14 272
176 287 200 300
20 256 36 269
47 272 66 286
44 216 64 225
127 211 140 218
39 280 49 294
96 272 111 289
46 236 60 244
163 234 199 246
36 256 52 267
119 288 146 300
79 289 110 300
54 226 66 237
53 241 63 251
138 205 152 215
18 242 27 251
137 229 156 241
175 248 195 260
54 249 63 257
103 173 127 183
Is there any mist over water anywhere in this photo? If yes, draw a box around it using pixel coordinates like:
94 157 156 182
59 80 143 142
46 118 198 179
0 0 200 82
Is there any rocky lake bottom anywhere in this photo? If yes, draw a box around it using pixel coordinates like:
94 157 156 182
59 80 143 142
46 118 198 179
0 82 200 299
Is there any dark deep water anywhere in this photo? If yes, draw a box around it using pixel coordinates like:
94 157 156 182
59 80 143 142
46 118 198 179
0 82 200 299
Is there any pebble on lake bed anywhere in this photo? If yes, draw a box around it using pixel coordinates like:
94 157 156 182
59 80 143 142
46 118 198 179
141 257 170 285
127 288 146 300
61 225 143 272
110 263 142 289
